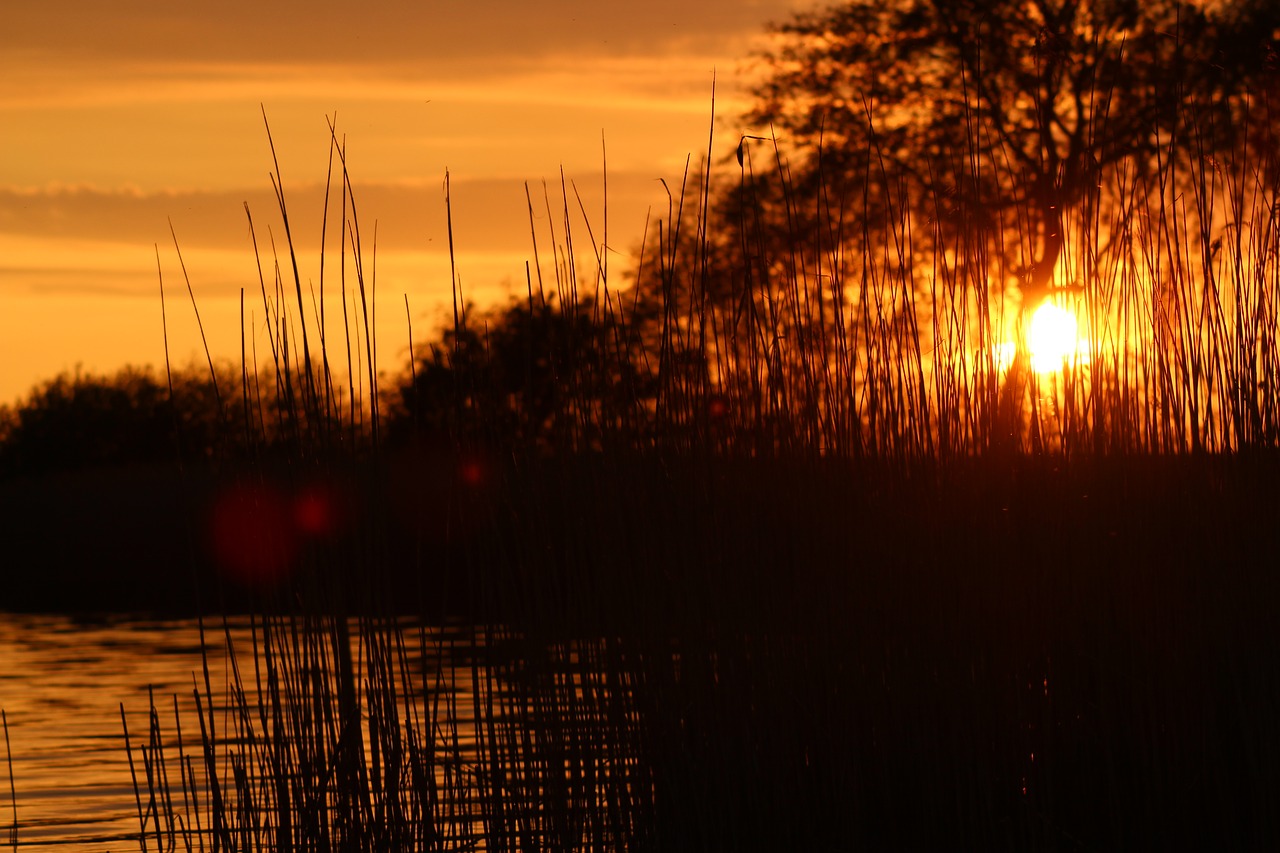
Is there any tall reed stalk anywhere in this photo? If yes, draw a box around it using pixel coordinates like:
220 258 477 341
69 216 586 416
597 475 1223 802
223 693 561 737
122 85 1280 851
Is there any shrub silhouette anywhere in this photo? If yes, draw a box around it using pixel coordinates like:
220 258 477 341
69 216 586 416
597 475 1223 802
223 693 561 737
0 366 229 477
390 294 655 451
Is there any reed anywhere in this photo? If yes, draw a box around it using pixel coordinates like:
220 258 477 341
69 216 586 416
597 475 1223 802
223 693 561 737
2 712 14 853
114 75 1280 852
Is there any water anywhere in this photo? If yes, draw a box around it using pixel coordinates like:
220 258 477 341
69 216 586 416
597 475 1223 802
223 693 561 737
0 614 242 850
0 614 500 852
0 613 641 853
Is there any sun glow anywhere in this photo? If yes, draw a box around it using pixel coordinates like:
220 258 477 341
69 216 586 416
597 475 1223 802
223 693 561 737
988 300 1092 377
1026 301 1089 374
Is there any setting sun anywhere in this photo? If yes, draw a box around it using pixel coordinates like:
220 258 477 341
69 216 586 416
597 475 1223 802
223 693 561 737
1026 301 1088 374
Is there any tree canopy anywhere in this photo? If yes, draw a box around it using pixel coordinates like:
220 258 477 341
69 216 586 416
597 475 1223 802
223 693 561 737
393 295 656 451
0 366 228 476
745 0 1280 306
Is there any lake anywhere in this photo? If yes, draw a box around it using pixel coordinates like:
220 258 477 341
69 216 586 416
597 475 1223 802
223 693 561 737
0 613 498 852
0 614 282 850
0 611 643 853
5 506 1277 853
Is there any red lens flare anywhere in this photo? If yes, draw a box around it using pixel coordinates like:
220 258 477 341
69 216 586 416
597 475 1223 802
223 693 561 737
293 484 341 538
209 484 297 587
459 457 486 488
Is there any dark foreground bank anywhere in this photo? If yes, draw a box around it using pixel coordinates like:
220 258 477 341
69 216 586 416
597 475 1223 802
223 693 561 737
4 451 1279 850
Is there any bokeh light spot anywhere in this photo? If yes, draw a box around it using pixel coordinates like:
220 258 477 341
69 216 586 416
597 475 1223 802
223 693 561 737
209 484 297 587
293 485 338 537
459 458 486 487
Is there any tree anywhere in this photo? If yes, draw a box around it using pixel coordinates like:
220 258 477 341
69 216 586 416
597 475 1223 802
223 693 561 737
0 366 230 476
392 295 656 451
615 0 1280 457
744 0 1280 309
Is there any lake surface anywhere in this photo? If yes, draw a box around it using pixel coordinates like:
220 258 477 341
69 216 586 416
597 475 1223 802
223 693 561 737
0 613 495 852
0 614 247 850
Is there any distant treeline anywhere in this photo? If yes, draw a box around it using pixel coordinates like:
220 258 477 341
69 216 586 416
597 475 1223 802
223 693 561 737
0 295 642 478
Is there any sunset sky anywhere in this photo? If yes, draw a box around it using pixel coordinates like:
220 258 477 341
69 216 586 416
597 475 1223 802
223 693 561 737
0 1 815 405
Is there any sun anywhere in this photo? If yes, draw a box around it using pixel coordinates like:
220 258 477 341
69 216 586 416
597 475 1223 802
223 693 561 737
1026 301 1088 374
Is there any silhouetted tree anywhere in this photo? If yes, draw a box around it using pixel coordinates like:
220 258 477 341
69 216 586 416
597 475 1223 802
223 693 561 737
744 0 1280 308
391 295 655 451
0 366 231 476
616 0 1280 457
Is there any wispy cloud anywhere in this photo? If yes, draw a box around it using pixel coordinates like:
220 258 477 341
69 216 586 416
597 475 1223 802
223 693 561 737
0 172 673 255
4 1 806 67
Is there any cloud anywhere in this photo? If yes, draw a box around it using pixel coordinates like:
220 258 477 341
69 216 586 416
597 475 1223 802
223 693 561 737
0 64 736 194
2 2 795 193
0 168 680 319
0 171 674 253
4 1 809 68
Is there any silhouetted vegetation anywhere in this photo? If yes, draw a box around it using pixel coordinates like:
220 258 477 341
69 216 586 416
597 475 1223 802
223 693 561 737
0 366 231 477
2 2 1280 851
392 294 655 451
742 0 1280 307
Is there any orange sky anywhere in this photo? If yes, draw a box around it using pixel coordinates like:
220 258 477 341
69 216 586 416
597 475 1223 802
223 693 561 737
0 1 815 406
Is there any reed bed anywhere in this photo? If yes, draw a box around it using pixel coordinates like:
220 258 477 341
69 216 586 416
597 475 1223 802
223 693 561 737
103 81 1280 853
